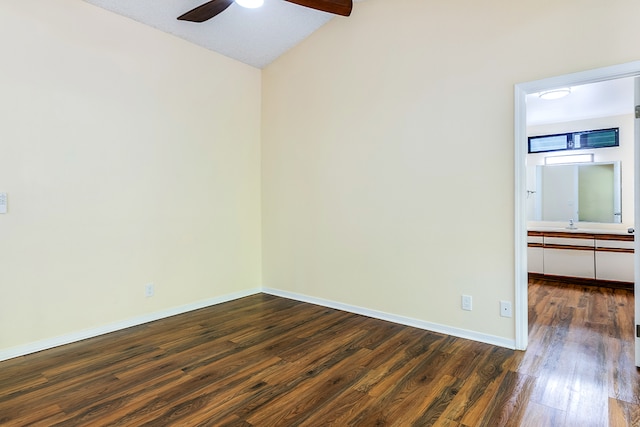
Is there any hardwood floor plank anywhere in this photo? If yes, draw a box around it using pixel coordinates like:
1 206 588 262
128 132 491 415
244 347 372 426
447 347 514 425
297 387 370 426
519 401 567 427
0 280 637 426
353 355 456 425
364 333 446 399
399 374 463 426
0 403 66 426
609 397 640 427
606 337 640 406
473 370 537 427
350 328 439 394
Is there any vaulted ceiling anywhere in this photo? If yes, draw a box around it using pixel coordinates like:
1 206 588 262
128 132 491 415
84 0 361 68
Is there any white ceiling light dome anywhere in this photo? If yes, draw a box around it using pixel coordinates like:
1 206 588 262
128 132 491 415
538 88 572 100
235 0 264 8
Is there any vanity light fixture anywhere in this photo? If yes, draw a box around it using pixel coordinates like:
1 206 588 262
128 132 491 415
538 88 571 100
545 153 594 165
235 0 264 8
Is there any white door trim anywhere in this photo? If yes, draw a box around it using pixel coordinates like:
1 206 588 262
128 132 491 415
514 61 640 351
634 76 640 366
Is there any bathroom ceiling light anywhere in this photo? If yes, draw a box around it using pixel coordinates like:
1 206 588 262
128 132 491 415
538 88 572 100
545 153 594 165
235 0 264 8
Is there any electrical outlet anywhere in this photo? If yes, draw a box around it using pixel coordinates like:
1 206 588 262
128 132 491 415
500 300 512 318
145 283 155 298
461 295 472 311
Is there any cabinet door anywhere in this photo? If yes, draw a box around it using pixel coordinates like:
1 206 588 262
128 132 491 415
543 248 595 279
595 237 634 282
595 251 634 282
528 247 544 274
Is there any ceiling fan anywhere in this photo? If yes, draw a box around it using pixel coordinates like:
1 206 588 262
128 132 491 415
178 0 352 22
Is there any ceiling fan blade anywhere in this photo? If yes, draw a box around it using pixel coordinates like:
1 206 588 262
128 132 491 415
178 0 234 22
285 0 352 16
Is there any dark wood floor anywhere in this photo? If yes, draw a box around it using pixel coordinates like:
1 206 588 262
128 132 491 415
1 279 638 426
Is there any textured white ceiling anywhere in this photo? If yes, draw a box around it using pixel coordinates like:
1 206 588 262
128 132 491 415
83 0 350 68
526 77 635 126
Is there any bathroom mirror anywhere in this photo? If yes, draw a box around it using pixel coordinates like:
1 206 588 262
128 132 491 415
530 161 621 223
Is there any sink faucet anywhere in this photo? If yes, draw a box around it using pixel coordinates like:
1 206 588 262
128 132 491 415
567 219 578 230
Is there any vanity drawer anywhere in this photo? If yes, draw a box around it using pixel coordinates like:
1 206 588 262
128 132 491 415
528 235 543 245
595 239 635 251
544 236 595 248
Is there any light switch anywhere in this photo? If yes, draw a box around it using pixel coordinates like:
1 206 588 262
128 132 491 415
0 193 7 214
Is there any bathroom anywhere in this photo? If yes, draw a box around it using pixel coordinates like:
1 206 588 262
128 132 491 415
525 77 636 286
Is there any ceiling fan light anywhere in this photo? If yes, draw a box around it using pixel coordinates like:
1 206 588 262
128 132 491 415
235 0 264 8
538 88 571 100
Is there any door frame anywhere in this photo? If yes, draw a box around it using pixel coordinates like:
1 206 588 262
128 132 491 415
514 61 640 351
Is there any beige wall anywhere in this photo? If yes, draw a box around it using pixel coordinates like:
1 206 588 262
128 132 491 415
261 0 640 341
0 1 262 352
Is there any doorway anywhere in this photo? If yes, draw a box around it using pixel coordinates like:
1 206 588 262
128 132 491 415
514 62 640 361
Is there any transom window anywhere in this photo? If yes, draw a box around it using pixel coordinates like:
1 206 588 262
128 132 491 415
528 128 619 154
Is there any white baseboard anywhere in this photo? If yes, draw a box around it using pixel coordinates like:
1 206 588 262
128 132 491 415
1 286 515 362
0 288 261 362
262 288 516 350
